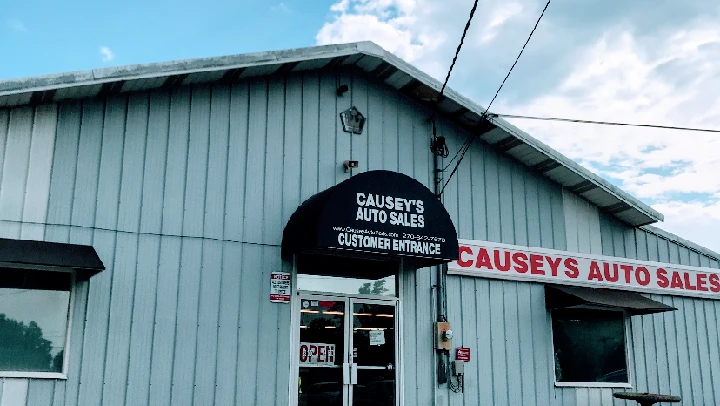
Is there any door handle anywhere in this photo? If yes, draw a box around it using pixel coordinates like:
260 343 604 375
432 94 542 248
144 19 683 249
351 363 358 385
343 363 351 384
343 363 358 385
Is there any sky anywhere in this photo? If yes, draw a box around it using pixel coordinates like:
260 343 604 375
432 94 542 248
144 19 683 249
2 0 720 254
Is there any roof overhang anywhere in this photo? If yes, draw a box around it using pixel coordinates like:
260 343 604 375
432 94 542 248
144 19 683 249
0 41 663 227
0 238 105 278
545 284 676 316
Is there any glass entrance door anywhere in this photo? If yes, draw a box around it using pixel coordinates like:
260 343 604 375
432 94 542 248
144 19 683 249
296 295 397 406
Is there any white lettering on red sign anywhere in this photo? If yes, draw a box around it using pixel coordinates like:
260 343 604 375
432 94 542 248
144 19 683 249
270 272 291 303
299 342 336 365
456 347 470 362
449 240 720 300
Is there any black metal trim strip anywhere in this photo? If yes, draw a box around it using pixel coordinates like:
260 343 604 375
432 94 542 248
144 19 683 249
567 180 598 194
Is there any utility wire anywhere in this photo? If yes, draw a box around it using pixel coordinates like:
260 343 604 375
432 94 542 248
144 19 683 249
430 0 480 193
489 113 720 134
484 0 551 115
439 0 479 99
438 0 551 196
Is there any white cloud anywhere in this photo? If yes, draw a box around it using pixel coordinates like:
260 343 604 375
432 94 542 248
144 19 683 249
499 22 720 201
316 0 720 254
100 46 115 63
8 19 27 32
271 3 291 13
651 200 720 254
480 2 524 44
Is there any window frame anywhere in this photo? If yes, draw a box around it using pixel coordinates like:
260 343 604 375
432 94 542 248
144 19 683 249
0 263 75 380
549 305 633 389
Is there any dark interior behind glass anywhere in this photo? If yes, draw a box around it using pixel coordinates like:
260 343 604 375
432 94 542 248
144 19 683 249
551 308 628 383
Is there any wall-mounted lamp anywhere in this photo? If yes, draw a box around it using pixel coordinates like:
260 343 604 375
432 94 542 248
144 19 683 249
337 84 349 96
340 106 366 134
343 160 359 173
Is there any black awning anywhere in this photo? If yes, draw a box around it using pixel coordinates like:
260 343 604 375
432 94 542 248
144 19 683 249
0 238 105 278
282 170 459 268
545 285 677 316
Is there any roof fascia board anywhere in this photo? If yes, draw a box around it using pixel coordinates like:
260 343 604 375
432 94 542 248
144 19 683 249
641 225 720 262
0 43 371 96
372 49 663 224
0 40 663 226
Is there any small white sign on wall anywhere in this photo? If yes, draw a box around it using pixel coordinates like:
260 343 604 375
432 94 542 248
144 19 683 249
270 272 291 303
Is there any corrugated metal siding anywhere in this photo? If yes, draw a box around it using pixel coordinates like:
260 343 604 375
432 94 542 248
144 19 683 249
438 115 569 405
31 79 312 405
0 104 58 405
600 213 720 406
4 66 719 406
1 69 447 406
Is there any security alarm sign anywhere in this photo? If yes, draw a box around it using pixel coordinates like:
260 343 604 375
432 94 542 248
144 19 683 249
299 342 336 365
456 347 470 362
270 272 291 303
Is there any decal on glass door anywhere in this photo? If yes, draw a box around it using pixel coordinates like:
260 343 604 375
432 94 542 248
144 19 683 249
299 342 336 365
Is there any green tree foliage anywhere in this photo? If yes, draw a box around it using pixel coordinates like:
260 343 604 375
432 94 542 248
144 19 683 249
358 279 389 295
0 314 57 372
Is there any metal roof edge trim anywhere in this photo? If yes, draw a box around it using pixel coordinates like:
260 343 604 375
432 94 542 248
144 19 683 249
0 42 378 96
371 49 664 225
0 40 663 227
641 225 720 262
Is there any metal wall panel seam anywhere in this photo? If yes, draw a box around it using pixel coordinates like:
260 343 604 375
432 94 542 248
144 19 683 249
122 93 151 405
22 104 57 240
71 100 104 231
214 242 242 405
207 84 232 404
253 79 274 405
0 107 33 238
266 77 288 404
98 96 130 405
0 111 10 207
190 84 215 406
140 90 170 406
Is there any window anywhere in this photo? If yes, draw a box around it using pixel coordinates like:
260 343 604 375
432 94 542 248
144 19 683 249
0 268 72 377
551 308 629 385
296 254 398 297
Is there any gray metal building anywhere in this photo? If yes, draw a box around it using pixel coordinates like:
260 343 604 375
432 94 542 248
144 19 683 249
0 42 718 406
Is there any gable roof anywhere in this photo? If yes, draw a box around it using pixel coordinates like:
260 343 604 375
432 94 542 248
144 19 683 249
0 41 663 227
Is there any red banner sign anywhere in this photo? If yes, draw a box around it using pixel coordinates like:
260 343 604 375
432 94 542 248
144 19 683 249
449 240 720 300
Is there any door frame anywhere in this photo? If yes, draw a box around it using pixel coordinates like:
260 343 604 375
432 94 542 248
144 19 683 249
288 256 405 406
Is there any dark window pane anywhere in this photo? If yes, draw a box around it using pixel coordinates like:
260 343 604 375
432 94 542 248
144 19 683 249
551 308 628 383
353 369 395 406
352 303 395 368
0 269 71 373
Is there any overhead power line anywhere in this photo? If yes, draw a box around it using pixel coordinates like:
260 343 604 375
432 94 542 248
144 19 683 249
438 0 551 196
484 0 551 115
438 0 479 99
430 0 480 192
489 113 720 134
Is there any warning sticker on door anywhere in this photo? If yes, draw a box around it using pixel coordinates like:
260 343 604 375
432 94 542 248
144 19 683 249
299 342 336 365
369 330 385 346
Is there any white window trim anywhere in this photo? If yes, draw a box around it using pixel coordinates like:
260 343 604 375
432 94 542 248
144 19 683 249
548 306 633 389
288 255 405 406
554 382 632 389
0 266 75 380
